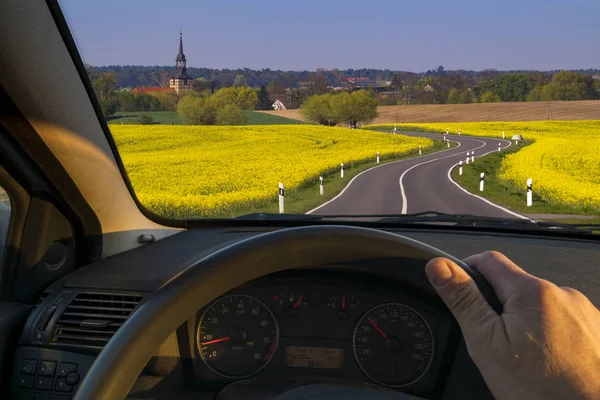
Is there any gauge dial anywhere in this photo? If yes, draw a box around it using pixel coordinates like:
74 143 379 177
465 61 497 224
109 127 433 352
273 291 307 317
353 303 434 387
325 294 360 320
197 294 279 378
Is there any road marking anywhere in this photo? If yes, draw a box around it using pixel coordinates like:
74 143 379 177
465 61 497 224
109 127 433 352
446 140 530 220
399 138 484 214
305 138 460 214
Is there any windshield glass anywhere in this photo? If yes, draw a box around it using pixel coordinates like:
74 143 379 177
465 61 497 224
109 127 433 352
60 0 600 225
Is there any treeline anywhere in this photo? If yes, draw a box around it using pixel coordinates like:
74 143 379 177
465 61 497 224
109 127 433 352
383 70 600 105
300 91 378 128
88 64 600 91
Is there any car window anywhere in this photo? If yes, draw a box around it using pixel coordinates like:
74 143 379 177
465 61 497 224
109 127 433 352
0 186 11 265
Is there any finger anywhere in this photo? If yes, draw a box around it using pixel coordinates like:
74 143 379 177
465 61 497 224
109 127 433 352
425 258 497 344
463 251 532 305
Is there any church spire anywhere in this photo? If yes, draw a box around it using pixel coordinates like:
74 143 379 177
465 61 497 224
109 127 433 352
177 29 185 62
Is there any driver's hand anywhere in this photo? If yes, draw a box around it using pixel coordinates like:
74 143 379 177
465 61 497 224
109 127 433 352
425 251 600 400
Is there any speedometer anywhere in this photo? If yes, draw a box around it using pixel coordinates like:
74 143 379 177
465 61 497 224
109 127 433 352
197 294 279 378
353 303 434 387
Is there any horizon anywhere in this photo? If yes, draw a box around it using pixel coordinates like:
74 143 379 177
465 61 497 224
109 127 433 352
61 0 600 72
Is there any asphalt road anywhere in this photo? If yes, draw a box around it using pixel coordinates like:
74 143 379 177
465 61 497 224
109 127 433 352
308 131 524 218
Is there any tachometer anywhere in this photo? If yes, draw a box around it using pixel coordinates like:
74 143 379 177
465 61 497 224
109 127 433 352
353 303 434 387
197 294 279 378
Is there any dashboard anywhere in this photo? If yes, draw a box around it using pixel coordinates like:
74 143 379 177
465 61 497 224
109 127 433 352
188 270 453 395
9 225 600 400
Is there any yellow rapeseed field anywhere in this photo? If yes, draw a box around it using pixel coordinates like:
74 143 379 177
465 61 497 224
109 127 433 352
110 125 433 218
367 121 600 212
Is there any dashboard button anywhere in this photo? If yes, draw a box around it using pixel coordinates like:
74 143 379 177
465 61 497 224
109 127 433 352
20 360 37 375
38 361 57 376
57 362 77 377
55 378 72 393
34 394 50 400
36 376 53 391
65 371 80 386
17 392 34 400
17 375 34 389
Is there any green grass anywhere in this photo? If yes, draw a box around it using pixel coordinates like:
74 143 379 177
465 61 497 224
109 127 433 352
236 140 456 216
106 111 305 126
450 140 600 219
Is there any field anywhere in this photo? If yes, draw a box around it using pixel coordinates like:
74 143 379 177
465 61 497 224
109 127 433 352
107 111 305 125
367 121 600 214
111 125 433 218
258 100 600 123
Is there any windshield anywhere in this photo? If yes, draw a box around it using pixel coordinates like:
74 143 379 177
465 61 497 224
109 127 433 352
59 0 600 226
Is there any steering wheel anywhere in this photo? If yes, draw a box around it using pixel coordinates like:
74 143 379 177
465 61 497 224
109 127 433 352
73 225 500 400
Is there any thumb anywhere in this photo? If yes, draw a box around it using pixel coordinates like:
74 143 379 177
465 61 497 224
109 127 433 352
425 258 498 344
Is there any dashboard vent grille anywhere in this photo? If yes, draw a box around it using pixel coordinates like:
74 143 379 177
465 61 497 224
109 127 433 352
51 292 143 350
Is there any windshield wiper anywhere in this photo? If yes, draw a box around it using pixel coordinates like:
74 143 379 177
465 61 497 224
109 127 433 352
235 211 596 234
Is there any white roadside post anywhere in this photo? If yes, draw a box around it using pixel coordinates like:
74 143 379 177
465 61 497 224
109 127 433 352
527 178 533 207
458 128 461 135
376 152 380 164
340 163 344 178
502 131 505 139
471 151 475 163
447 141 450 148
319 176 324 195
393 124 397 133
466 152 469 165
480 173 485 192
498 143 501 152
459 161 463 175
515 140 519 145
278 182 285 214
419 146 422 155
446 128 449 135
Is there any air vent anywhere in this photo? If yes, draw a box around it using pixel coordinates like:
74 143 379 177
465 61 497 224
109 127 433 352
51 292 143 350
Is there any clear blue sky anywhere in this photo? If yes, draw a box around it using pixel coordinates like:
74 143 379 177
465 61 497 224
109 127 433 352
61 0 599 72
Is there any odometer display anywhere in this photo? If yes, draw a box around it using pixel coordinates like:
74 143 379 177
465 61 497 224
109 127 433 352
353 303 434 387
197 294 279 378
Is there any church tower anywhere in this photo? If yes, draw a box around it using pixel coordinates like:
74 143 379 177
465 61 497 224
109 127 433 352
169 31 193 93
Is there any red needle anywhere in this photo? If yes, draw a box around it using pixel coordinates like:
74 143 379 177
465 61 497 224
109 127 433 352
368 317 388 339
342 295 346 311
201 336 230 346
292 295 304 309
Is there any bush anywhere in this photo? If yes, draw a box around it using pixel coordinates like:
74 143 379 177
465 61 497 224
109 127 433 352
216 105 246 125
138 115 154 125
177 96 216 125
480 91 501 103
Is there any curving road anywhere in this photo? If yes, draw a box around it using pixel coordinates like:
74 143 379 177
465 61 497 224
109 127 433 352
308 131 526 219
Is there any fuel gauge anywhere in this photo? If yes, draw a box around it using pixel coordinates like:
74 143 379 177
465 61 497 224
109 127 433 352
326 294 360 320
273 291 307 317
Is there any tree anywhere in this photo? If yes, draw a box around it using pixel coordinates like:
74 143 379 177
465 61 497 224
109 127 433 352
192 78 211 92
306 72 329 96
300 94 338 126
100 97 118 117
177 96 216 125
151 91 179 112
495 73 532 102
266 81 286 97
93 72 117 101
256 85 272 110
215 104 246 125
233 74 248 87
480 91 501 103
150 70 171 87
397 72 419 105
211 86 258 110
541 71 597 101
331 90 378 128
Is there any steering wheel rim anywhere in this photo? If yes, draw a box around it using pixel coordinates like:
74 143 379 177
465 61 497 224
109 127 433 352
73 225 500 400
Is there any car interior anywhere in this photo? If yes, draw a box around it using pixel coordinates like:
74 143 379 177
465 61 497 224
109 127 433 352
1 1 600 400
